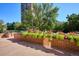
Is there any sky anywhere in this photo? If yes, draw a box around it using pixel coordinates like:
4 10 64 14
54 3 79 22
0 3 21 23
0 3 79 23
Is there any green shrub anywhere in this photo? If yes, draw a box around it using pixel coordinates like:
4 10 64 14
52 33 56 39
55 33 59 39
46 34 53 40
43 34 48 38
26 32 31 36
21 31 28 36
67 34 74 42
54 33 64 40
74 36 79 41
37 32 44 39
58 34 64 40
32 33 39 38
73 36 79 46
20 31 79 46
76 41 79 46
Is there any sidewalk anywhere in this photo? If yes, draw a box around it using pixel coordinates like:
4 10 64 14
0 38 79 56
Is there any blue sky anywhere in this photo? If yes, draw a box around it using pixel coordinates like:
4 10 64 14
0 3 79 23
0 3 21 23
54 3 79 22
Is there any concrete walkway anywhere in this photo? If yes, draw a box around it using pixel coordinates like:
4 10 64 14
0 38 79 56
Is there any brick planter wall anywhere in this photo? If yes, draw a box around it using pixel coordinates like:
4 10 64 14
51 39 70 50
51 39 79 51
69 41 79 51
14 33 24 41
14 33 79 51
14 33 43 45
23 36 44 45
43 38 51 48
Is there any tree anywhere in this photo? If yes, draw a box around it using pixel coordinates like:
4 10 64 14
14 22 27 30
62 22 69 33
6 22 15 30
14 22 21 30
22 3 59 31
54 21 64 32
0 20 6 33
66 13 79 32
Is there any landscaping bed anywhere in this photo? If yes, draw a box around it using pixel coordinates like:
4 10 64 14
51 39 79 51
14 31 79 51
0 32 15 38
14 32 44 45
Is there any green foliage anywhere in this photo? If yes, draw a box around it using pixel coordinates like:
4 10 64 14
37 32 44 39
21 31 28 36
76 41 79 46
54 24 63 31
58 34 64 40
66 34 74 42
0 20 6 33
55 33 64 40
22 3 59 31
7 22 27 31
52 33 56 39
73 35 79 46
21 31 64 41
48 34 53 40
21 31 79 46
66 13 79 32
32 33 39 38
74 35 79 41
6 22 15 30
62 22 69 33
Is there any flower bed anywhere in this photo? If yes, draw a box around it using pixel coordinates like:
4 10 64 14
14 32 44 45
14 31 79 51
14 31 52 46
51 33 79 51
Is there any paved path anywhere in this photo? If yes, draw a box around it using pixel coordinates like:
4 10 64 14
0 38 79 56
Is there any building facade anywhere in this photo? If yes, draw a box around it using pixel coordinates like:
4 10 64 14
21 3 31 22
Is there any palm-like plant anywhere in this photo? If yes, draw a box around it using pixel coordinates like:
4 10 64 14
22 3 59 31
